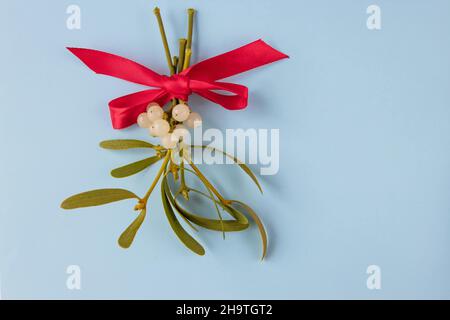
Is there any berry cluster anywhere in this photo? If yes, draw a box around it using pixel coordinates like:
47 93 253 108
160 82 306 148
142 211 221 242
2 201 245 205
137 102 202 149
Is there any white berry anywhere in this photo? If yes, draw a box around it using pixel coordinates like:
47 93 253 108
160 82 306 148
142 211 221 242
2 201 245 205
185 112 202 128
149 119 170 137
147 103 164 121
172 104 190 122
172 124 190 142
137 112 152 128
146 102 160 111
160 133 178 149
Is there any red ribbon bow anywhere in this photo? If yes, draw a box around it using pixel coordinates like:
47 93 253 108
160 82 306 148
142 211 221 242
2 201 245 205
67 39 288 129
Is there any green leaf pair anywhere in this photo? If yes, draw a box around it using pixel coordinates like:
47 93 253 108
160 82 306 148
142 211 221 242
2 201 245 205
161 168 267 259
100 139 163 178
60 188 147 249
61 139 163 248
61 139 268 259
168 184 249 233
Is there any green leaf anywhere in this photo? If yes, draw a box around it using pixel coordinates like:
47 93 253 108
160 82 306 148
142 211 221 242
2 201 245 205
237 163 263 194
165 186 198 232
163 179 248 232
100 139 156 150
111 156 161 178
192 145 263 194
118 209 146 249
189 188 249 223
179 167 249 229
61 189 138 209
161 178 205 256
230 200 268 260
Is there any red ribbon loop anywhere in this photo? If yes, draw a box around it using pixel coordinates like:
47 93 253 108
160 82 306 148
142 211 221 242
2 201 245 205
67 39 288 129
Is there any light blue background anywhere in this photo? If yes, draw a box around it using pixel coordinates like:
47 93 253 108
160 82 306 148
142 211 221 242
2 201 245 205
1 0 450 299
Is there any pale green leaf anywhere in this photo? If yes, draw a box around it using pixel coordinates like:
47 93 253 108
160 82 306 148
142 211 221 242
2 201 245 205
118 209 146 248
161 178 205 256
191 145 263 193
61 189 138 209
230 200 268 260
100 139 156 150
163 179 248 232
111 156 161 178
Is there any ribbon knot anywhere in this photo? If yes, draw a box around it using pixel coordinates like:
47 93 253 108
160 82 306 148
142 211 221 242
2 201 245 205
67 39 288 129
161 74 191 100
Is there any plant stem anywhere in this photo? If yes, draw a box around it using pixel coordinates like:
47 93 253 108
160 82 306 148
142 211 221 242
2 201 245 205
180 160 187 188
178 154 190 200
183 49 192 71
172 56 179 74
187 160 230 205
153 7 175 75
177 38 187 72
183 8 195 71
186 8 195 51
171 55 180 106
142 151 171 204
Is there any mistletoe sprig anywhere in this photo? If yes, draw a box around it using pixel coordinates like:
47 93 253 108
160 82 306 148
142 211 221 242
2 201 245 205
62 7 287 259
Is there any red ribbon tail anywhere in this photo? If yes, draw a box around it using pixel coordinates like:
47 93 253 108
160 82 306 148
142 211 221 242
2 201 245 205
67 47 164 87
181 39 288 110
182 39 289 82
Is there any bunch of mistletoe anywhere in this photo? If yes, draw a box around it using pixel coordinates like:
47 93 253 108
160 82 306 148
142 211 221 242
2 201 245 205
61 7 288 259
